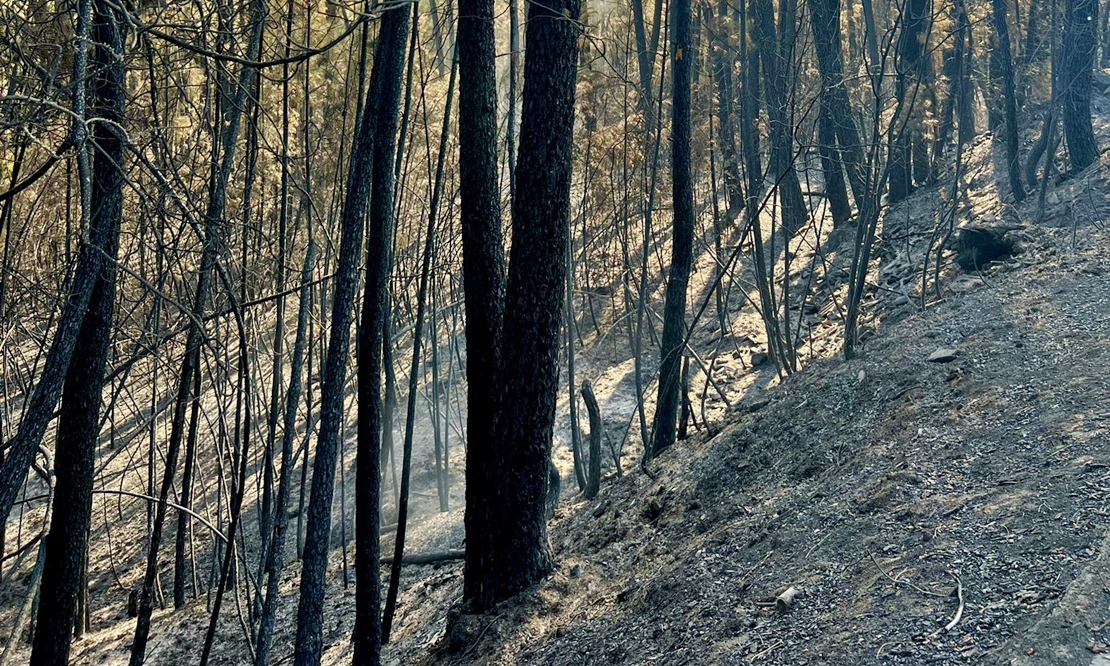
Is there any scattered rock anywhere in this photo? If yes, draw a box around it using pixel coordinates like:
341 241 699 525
746 397 771 413
893 295 910 306
750 351 769 367
642 497 665 522
927 348 959 363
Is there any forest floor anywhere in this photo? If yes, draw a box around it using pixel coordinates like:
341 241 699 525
380 98 1110 664
3 84 1110 666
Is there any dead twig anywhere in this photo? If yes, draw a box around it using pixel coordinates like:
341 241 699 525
936 573 964 635
869 552 950 598
739 550 774 590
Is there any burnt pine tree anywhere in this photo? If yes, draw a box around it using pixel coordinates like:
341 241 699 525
749 0 808 236
808 0 866 213
30 2 126 663
888 0 931 203
652 0 695 457
991 0 1025 201
354 2 410 664
458 0 508 608
706 1 742 218
463 0 582 611
292 17 383 666
1062 0 1101 170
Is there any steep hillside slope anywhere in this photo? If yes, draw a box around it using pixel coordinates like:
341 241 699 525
414 219 1110 666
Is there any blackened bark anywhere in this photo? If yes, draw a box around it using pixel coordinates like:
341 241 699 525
818 99 852 227
30 3 125 664
708 1 743 217
937 0 974 152
653 0 695 456
992 0 1026 201
0 3 103 538
383 32 454 642
475 0 581 610
581 382 602 500
354 5 410 663
1062 0 1100 170
254 244 316 666
889 0 930 203
293 20 381 666
739 5 763 197
630 0 657 119
458 0 508 608
808 0 866 207
173 365 201 608
750 0 808 236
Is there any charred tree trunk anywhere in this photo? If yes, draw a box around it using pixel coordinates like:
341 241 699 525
653 0 695 457
808 0 866 208
992 0 1026 201
582 382 602 500
30 3 126 663
889 0 931 203
458 0 509 609
292 13 381 666
817 100 852 227
353 3 410 664
750 0 808 236
469 0 581 610
708 1 743 218
1062 0 1100 170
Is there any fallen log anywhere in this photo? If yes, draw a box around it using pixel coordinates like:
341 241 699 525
380 550 465 566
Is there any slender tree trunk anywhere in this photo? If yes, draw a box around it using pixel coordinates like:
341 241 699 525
581 381 602 500
888 0 931 203
992 0 1027 201
707 1 743 218
817 100 852 227
292 11 381 666
254 244 316 666
30 3 126 663
652 0 694 456
808 0 866 207
353 3 410 663
750 0 808 236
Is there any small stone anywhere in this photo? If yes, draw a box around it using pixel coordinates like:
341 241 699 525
570 564 583 578
750 351 768 367
746 397 770 413
857 370 866 383
927 348 959 363
893 295 910 306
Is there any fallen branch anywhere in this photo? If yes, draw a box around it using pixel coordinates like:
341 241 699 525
380 550 464 566
937 574 964 634
869 552 950 598
739 550 774 590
